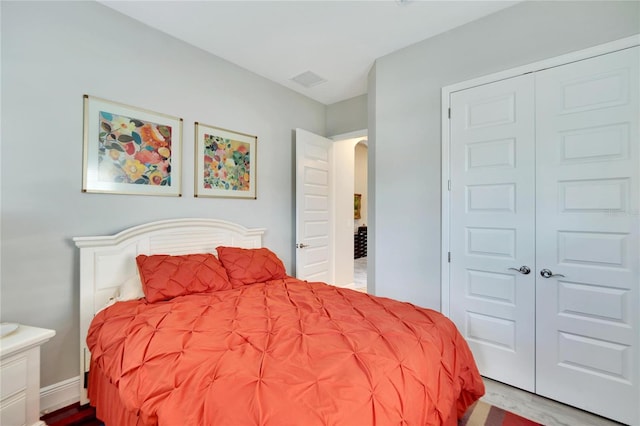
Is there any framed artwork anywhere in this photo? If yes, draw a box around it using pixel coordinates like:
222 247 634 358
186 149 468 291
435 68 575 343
82 95 183 196
194 122 257 199
354 193 362 219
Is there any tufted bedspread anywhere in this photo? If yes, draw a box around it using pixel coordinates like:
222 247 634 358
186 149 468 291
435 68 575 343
87 277 484 425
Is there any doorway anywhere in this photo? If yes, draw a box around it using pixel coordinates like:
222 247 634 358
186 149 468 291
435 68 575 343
294 128 368 290
353 140 368 292
330 130 368 291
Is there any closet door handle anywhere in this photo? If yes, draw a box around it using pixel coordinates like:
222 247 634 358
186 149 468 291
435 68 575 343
540 269 565 279
508 266 531 275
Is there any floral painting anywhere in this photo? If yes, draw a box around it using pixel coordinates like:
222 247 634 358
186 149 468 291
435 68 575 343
195 122 257 199
82 95 182 196
98 112 172 186
203 134 250 192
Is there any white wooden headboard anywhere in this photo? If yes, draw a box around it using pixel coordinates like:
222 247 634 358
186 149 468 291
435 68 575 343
73 218 265 405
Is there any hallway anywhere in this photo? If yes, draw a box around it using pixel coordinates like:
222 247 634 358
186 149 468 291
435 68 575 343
354 256 367 292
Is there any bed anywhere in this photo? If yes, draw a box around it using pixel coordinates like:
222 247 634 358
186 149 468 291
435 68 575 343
74 218 484 425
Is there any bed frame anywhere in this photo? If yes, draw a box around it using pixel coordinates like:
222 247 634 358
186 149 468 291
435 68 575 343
73 218 265 405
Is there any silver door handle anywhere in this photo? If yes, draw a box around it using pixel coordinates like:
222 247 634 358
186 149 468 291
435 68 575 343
508 266 531 275
540 268 565 278
296 243 309 249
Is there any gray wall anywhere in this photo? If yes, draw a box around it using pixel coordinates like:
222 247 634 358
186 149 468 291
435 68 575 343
4 0 638 394
1 1 325 387
326 94 368 136
369 1 640 309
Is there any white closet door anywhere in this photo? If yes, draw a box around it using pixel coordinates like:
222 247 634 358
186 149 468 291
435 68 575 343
449 74 536 391
535 47 639 425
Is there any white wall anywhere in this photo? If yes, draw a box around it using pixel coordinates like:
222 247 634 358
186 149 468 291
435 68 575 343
366 63 377 295
332 139 357 287
369 1 640 309
1 1 325 388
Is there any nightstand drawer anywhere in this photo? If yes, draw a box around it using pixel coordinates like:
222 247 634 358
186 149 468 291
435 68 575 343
0 324 55 426
0 393 27 426
0 356 27 400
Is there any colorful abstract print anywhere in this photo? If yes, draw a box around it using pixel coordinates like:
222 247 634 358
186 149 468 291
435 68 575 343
97 111 172 186
203 134 250 191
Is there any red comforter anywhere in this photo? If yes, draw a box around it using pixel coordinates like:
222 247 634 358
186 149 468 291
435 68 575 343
87 277 484 425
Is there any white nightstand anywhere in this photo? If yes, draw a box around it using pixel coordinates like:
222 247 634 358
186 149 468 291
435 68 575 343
1 324 56 426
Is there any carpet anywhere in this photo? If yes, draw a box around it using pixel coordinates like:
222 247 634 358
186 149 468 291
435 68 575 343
459 401 543 426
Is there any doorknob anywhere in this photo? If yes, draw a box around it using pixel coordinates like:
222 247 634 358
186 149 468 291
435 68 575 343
296 243 309 249
508 265 531 274
540 268 565 278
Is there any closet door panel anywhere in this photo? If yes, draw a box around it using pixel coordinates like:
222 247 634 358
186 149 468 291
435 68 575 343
449 74 536 391
535 46 639 425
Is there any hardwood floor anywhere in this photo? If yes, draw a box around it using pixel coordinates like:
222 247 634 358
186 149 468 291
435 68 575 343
40 403 102 426
41 382 623 426
482 378 624 426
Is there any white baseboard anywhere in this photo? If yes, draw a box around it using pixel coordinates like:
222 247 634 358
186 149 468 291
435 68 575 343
339 283 367 292
40 376 80 415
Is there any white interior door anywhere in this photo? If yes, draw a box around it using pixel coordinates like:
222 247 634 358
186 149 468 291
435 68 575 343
295 128 333 282
449 74 536 391
535 46 639 425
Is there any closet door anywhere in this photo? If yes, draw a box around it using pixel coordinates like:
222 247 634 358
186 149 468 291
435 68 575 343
535 47 639 425
449 74 536 391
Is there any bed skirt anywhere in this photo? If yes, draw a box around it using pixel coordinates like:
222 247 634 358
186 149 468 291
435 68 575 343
88 358 468 426
88 360 147 426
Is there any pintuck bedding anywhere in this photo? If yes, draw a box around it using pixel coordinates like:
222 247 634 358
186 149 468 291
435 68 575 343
86 248 484 426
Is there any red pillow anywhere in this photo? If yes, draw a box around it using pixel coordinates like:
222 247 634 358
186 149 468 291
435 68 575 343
216 246 287 287
136 253 231 302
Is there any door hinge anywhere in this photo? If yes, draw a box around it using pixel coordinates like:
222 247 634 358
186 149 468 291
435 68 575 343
448 180 451 191
447 252 451 263
448 108 451 119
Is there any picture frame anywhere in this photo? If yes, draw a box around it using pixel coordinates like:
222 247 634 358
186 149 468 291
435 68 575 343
194 122 257 199
82 95 183 196
354 193 362 219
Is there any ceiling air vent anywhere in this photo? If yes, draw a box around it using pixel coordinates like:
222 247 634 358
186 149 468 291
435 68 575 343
291 71 327 88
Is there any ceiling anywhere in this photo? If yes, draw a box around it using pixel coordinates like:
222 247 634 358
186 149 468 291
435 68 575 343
99 1 520 105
